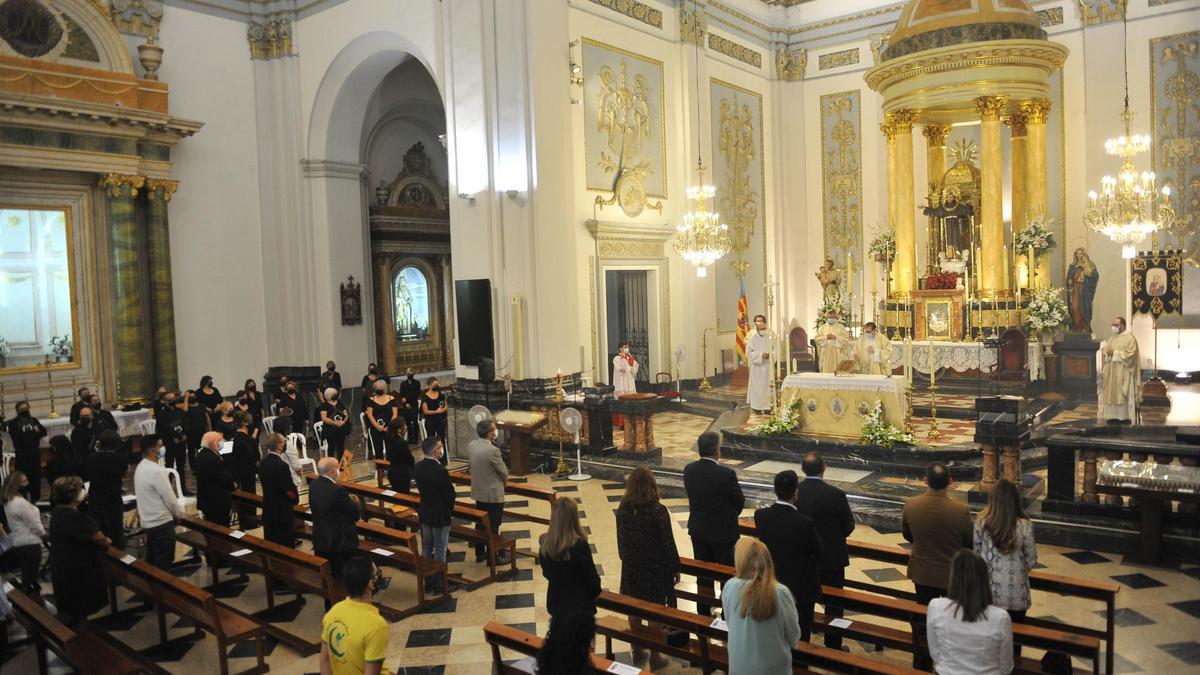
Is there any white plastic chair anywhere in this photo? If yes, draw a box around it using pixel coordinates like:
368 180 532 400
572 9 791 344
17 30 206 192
270 402 278 416
134 419 157 436
359 412 376 459
419 417 428 442
164 467 196 512
312 421 328 457
262 415 278 437
286 432 316 479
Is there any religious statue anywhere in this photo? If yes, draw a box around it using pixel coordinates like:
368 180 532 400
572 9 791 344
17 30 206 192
1098 317 1140 423
1066 248 1099 333
745 314 773 413
815 258 842 303
815 310 849 374
851 321 893 375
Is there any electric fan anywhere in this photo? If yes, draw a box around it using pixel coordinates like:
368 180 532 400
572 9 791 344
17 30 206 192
468 405 492 427
673 344 688 403
560 407 589 481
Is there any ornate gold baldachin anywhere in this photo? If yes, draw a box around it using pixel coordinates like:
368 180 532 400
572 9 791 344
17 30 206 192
1004 111 1028 137
974 96 1008 121
885 109 919 133
921 123 951 146
1020 99 1052 124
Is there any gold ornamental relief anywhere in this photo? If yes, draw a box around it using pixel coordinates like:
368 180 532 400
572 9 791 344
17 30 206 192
718 95 758 279
1152 32 1200 267
975 96 1008 121
1020 99 1051 125
593 61 662 218
145 178 179 201
597 237 662 259
98 173 146 198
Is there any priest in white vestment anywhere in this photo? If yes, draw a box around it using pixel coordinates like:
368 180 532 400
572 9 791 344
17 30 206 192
816 312 850 373
745 314 774 413
1099 316 1140 423
851 322 892 375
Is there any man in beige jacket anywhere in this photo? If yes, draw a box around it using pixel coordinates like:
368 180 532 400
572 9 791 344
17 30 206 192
468 419 510 564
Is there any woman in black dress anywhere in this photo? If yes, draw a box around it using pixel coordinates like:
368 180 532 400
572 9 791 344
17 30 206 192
182 390 210 471
384 418 414 493
228 411 260 528
360 363 389 398
213 401 237 440
364 380 398 461
239 378 263 426
48 476 111 625
615 467 678 669
420 377 448 462
195 375 223 420
235 397 261 442
538 498 602 617
317 388 351 459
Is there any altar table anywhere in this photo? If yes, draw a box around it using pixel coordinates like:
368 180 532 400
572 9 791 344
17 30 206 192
1 408 153 449
884 340 1044 380
780 373 906 439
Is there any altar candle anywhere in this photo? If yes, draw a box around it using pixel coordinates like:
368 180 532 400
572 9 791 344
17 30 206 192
1028 246 1036 288
905 337 913 384
871 258 877 295
929 346 936 386
848 253 855 299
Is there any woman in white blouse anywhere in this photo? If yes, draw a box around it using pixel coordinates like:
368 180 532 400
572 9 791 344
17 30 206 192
2 471 47 592
927 550 1014 675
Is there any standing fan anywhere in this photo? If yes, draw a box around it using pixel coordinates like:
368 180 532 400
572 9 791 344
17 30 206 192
560 407 589 481
673 344 688 403
468 405 492 426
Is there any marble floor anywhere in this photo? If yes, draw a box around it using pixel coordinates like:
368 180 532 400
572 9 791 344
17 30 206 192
4 462 1199 675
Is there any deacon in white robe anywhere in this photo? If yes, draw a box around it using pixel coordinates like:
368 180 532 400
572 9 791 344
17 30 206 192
745 314 774 413
816 313 850 373
1099 317 1140 423
852 322 893 375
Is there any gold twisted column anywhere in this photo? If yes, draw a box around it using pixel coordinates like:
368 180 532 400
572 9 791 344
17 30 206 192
976 96 1007 292
145 179 179 390
1022 99 1052 287
373 254 398 375
887 109 919 295
922 123 951 192
99 173 149 403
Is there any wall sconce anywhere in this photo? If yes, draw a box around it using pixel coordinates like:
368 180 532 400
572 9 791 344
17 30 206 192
457 192 477 204
568 39 583 105
505 189 519 200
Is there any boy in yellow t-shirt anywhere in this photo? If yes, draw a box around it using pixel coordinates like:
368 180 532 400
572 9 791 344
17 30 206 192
321 555 391 675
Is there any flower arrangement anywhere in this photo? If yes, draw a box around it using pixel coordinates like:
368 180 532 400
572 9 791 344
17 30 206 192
860 400 914 448
749 400 802 436
923 271 961 290
1014 216 1057 255
814 294 847 329
49 335 72 362
868 229 896 263
1023 287 1068 335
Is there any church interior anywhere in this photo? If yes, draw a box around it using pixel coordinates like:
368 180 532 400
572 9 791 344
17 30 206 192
1 0 1200 672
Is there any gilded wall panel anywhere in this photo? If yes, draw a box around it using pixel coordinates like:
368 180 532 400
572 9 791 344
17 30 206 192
818 48 860 70
820 91 863 274
581 39 667 212
1036 7 1064 27
589 0 662 29
1151 31 1200 274
708 33 762 68
710 78 765 330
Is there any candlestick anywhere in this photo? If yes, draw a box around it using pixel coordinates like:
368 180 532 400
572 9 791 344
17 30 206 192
1028 245 1036 289
904 336 913 385
871 258 878 296
45 358 59 418
929 345 936 387
927 382 942 440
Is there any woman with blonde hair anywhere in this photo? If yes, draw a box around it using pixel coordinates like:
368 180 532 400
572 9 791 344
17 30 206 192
616 467 679 669
974 479 1036 640
721 538 800 674
538 497 601 617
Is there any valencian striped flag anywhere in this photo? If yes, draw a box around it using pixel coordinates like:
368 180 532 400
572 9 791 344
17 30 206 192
735 278 750 361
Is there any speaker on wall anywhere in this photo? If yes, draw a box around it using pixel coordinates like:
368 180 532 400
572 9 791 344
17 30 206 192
455 279 496 367
477 357 496 384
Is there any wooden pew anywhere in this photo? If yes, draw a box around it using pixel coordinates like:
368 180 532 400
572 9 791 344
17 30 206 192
228 489 450 615
5 586 167 675
374 459 558 526
676 556 1101 675
101 548 268 675
305 473 517 589
738 520 1119 675
483 622 652 674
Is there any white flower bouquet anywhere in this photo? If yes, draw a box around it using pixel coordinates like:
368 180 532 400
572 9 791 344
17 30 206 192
749 400 802 436
1024 287 1068 335
1014 216 1057 255
860 400 914 448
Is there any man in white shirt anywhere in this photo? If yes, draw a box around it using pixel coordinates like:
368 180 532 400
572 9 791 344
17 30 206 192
134 435 184 569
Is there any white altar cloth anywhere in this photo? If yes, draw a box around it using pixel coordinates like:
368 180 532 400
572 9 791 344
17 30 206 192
780 373 906 437
885 341 1043 381
2 408 152 449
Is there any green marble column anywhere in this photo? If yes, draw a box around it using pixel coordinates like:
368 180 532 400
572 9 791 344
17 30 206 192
100 173 149 403
146 179 179 390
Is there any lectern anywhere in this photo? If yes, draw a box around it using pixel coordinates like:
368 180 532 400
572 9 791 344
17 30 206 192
494 410 548 476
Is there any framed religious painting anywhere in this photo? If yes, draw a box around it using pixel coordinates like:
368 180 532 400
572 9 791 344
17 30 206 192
1130 251 1182 322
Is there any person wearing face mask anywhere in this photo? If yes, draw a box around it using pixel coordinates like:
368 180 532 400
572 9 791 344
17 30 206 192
158 390 190 495
318 388 351 460
87 394 117 437
68 386 91 427
275 381 308 437
48 475 111 625
182 389 210 471
420 378 449 463
365 380 398 462
1099 317 1141 424
851 322 893 375
86 430 130 549
815 310 850 374
194 431 236 527
9 401 47 503
612 341 639 428
745 315 774 414
195 375 223 418
361 363 390 397
71 405 96 460
133 435 184 569
239 379 263 426
398 368 422 441
318 360 342 404
2 470 48 592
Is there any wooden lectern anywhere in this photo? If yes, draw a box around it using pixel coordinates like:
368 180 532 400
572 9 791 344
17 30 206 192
494 410 548 476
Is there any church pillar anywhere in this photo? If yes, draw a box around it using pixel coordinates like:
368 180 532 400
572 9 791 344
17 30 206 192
99 173 150 403
922 123 951 193
976 96 1007 292
1022 99 1052 288
373 254 398 375
145 179 180 390
1006 112 1028 288
882 121 896 240
887 109 919 294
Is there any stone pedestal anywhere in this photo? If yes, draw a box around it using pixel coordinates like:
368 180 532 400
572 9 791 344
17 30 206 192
1052 332 1100 400
611 393 662 457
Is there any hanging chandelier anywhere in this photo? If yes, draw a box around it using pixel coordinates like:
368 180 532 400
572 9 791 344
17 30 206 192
674 159 731 277
1081 10 1176 259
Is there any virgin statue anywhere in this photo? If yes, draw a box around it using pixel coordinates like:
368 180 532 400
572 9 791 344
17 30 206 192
1066 248 1099 333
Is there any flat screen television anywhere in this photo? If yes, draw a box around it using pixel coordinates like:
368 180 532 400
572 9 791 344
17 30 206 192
454 279 495 366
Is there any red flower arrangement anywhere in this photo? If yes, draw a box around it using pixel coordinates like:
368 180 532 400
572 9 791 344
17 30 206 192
923 271 961 290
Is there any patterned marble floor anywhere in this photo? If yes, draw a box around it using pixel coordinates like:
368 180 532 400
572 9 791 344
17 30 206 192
5 465 1199 675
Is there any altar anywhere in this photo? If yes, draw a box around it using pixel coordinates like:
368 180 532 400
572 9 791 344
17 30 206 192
883 340 1044 380
780 373 906 439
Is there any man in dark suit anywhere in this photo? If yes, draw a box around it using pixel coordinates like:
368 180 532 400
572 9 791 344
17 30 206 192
755 470 823 642
683 431 744 615
795 451 856 650
414 436 453 594
193 431 235 527
310 457 361 583
85 429 129 548
68 386 91 426
259 433 298 547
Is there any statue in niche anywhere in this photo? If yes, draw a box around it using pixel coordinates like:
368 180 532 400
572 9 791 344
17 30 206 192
815 258 842 302
1067 248 1099 333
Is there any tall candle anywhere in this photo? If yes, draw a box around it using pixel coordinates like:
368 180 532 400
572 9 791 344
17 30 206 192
929 346 936 386
871 258 877 295
905 337 913 384
848 253 855 299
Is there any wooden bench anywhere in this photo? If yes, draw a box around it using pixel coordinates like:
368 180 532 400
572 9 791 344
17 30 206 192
738 520 1119 675
5 585 167 675
306 473 517 589
482 622 651 674
677 556 1101 675
375 459 558 526
102 547 268 675
229 489 450 616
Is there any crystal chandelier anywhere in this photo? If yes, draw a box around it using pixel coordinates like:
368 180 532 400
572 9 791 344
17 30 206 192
674 160 731 277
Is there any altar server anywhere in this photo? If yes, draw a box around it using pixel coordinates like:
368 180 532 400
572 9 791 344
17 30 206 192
612 340 639 428
851 322 893 375
815 311 849 373
745 315 773 414
1099 316 1140 424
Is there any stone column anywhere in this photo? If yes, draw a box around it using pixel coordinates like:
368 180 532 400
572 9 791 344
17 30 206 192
887 109 919 294
373 254 398 375
1007 112 1029 289
976 96 1007 293
145 179 179 390
922 123 951 191
882 120 896 235
1022 99 1052 287
99 173 149 403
